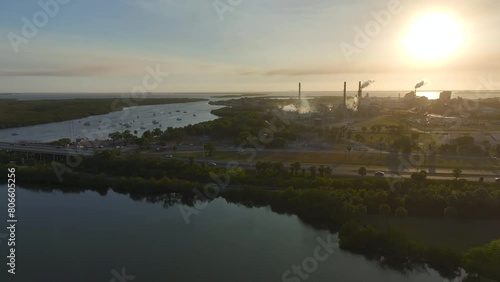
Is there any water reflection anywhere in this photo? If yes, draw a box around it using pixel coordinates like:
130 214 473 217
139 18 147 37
3 185 451 282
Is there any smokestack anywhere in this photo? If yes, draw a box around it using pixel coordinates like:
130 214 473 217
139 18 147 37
298 82 301 114
358 81 362 99
343 81 347 109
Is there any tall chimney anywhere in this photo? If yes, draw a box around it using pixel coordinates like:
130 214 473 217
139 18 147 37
298 82 301 114
358 81 362 99
343 81 347 109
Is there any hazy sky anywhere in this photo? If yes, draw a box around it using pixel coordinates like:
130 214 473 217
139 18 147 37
1 0 499 93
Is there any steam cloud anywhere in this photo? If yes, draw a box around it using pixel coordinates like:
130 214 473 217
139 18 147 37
415 81 427 89
345 96 359 111
361 80 375 89
283 98 312 113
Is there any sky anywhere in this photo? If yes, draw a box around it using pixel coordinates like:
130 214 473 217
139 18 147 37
0 0 499 93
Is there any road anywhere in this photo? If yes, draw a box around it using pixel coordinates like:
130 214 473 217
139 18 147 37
168 156 500 183
0 142 96 156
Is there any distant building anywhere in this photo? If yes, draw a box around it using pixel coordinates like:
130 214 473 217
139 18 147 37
405 91 416 99
439 91 452 101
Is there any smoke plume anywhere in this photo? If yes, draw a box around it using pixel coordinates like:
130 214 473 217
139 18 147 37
415 81 427 89
361 80 375 89
345 96 359 111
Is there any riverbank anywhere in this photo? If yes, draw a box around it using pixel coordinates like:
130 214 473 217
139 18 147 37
362 215 500 252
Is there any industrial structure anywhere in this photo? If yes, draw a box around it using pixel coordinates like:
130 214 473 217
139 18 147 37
440 91 452 101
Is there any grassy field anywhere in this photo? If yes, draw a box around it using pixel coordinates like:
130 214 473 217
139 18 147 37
356 131 440 148
0 98 206 129
354 115 406 128
362 215 500 251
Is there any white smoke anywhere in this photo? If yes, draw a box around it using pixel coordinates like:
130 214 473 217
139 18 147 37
282 97 312 113
361 80 375 89
283 104 298 112
345 96 359 111
298 98 311 113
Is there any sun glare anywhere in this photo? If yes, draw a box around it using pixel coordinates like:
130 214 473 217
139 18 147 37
404 13 463 61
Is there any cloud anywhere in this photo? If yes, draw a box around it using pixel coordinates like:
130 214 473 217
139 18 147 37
237 64 399 77
236 50 500 77
0 66 115 77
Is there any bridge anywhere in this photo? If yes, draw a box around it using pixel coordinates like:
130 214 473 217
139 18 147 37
0 142 96 161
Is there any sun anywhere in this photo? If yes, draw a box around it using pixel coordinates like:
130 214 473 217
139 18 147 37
404 13 463 61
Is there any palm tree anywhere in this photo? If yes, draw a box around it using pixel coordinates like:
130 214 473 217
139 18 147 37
318 165 325 177
292 162 301 176
358 167 367 176
204 142 216 157
452 168 462 179
324 167 332 177
108 132 122 146
289 163 296 176
309 166 317 178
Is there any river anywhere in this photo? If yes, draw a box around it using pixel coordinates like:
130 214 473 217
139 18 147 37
0 185 449 282
0 100 223 143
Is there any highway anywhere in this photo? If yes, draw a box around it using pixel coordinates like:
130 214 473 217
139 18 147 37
170 156 500 183
0 142 96 156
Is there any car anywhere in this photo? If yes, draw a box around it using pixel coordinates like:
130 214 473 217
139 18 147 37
56 146 61 149
495 178 500 182
374 171 385 177
209 162 217 167
164 154 173 158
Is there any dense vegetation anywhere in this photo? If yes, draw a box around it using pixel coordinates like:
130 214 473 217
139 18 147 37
0 98 206 128
2 152 500 280
339 222 500 281
108 106 306 148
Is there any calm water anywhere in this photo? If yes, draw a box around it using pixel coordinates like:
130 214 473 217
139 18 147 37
0 186 448 282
